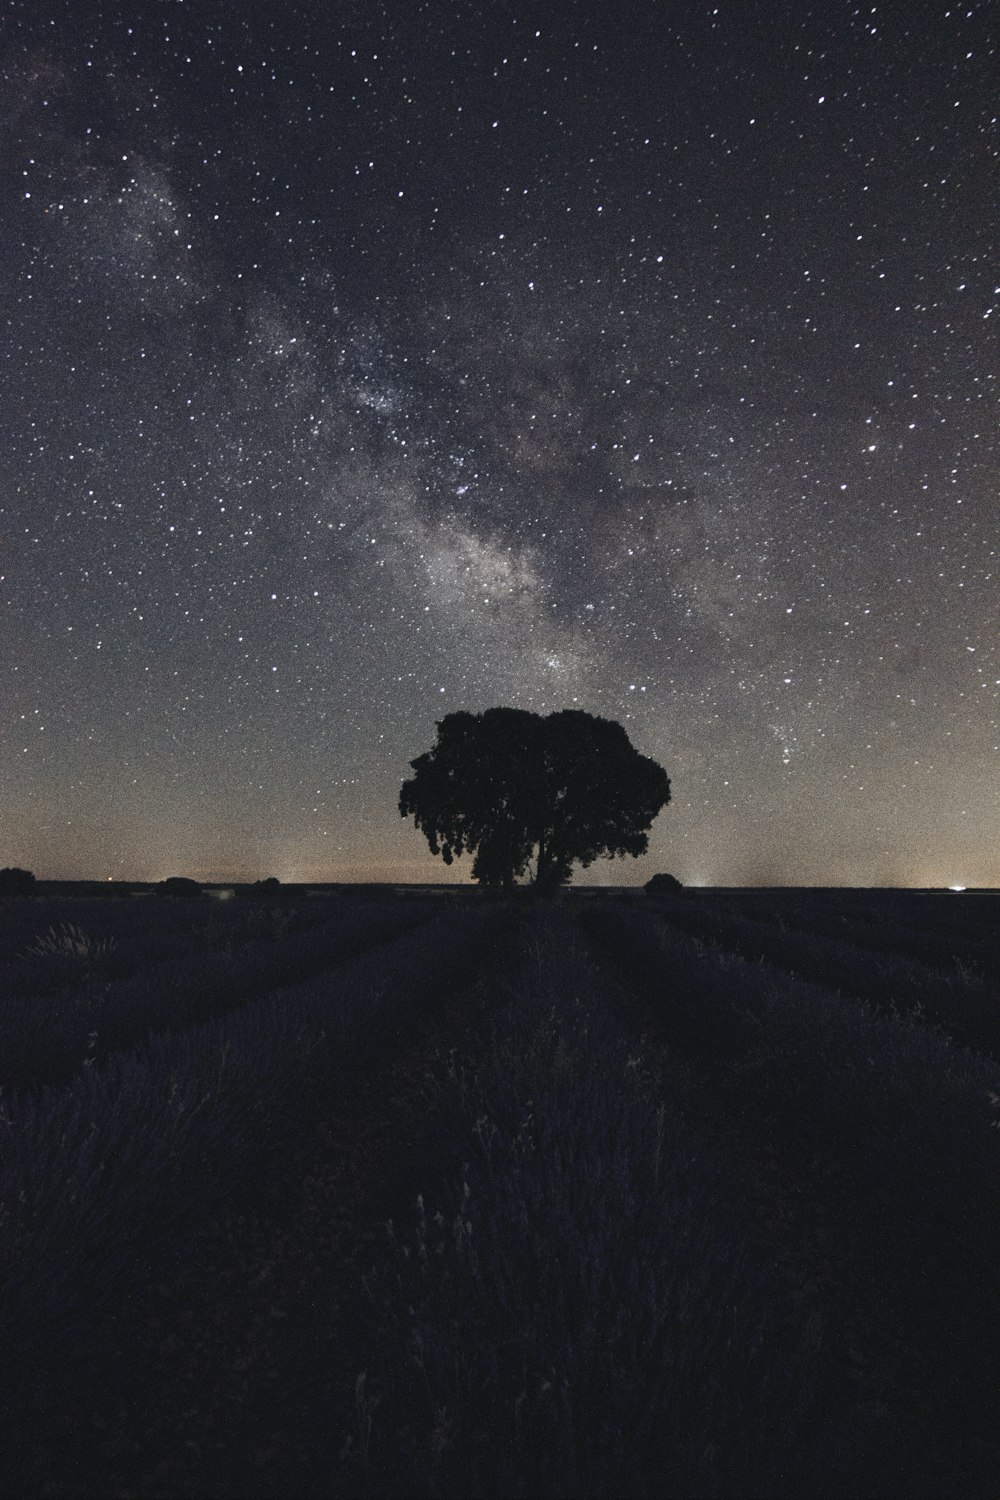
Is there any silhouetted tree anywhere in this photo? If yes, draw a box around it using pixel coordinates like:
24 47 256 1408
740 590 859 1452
154 876 203 899
240 876 304 903
237 877 280 900
0 867 36 896
400 708 670 892
645 871 684 895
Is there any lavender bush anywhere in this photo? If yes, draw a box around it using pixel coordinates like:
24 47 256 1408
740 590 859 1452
0 902 510 1469
353 911 827 1498
0 897 442 1090
579 899 1000 1496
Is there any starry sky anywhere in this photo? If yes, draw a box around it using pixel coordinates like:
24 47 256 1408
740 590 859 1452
1 0 996 887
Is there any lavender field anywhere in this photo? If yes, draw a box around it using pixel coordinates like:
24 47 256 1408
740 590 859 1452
1 886 998 1498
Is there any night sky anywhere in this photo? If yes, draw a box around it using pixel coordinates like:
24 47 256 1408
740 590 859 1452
2 0 996 887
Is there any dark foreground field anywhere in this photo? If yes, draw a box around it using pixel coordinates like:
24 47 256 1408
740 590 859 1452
0 884 997 1498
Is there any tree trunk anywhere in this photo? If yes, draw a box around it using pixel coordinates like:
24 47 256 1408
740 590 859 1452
534 834 565 894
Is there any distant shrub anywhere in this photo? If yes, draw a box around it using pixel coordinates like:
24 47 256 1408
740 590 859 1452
154 876 203 899
644 872 684 895
0 866 37 896
242 876 307 905
236 877 281 900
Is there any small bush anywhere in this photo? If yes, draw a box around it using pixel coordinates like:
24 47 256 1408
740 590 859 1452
644 871 684 896
0 867 37 896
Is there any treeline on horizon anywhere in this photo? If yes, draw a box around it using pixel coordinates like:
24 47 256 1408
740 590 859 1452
0 868 687 899
4 867 995 899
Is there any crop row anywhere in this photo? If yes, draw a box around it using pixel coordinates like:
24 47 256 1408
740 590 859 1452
728 890 1000 987
350 909 830 1499
0 902 511 1480
0 894 301 989
577 901 1000 1495
0 898 443 1091
651 894 1000 1061
5 897 997 1497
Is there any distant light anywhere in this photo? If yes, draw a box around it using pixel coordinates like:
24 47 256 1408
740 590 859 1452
949 885 966 893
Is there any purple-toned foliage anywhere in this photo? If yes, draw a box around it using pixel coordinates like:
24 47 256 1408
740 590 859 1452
0 897 444 1090
0 904 509 1447
732 890 999 977
648 895 1000 1061
580 902 1000 1204
356 911 827 1498
794 895 1000 986
578 900 1000 1490
4 895 997 1497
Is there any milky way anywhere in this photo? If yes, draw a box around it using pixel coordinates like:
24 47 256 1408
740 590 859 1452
1 0 996 885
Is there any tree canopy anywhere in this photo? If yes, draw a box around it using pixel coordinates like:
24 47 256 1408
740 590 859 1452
154 876 203 899
399 707 670 891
